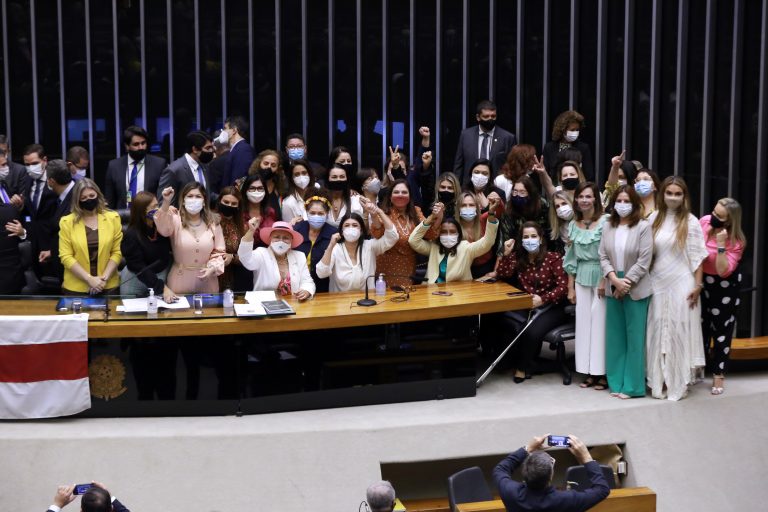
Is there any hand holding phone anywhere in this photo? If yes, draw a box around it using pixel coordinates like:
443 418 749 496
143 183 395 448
547 435 571 447
74 483 92 495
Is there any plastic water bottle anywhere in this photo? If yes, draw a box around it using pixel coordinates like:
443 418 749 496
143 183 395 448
375 274 387 296
147 288 158 315
223 288 234 309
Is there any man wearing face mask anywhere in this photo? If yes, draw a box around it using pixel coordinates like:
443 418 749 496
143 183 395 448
284 132 325 179
219 115 256 186
21 144 59 274
65 146 90 182
453 100 517 186
0 134 28 203
157 130 215 207
104 125 167 210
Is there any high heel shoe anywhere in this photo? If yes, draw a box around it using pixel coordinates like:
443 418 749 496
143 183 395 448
513 370 526 384
711 375 725 395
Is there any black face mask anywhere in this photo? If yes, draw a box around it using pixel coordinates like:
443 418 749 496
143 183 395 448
391 167 406 181
128 149 147 162
199 150 214 164
561 177 580 191
80 198 99 211
511 196 529 209
260 168 275 182
327 180 348 191
218 204 239 218
478 118 496 131
709 215 725 229
438 190 455 204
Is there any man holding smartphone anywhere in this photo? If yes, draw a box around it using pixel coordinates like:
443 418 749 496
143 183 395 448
493 434 610 511
46 481 129 512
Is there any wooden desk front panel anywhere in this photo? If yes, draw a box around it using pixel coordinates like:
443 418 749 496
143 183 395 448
454 487 656 512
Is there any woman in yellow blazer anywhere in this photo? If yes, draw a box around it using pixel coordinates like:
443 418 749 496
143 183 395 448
409 196 499 283
59 178 123 294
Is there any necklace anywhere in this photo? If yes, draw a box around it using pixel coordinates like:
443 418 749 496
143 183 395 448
395 212 411 235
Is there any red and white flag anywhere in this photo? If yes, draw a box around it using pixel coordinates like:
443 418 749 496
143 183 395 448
0 314 91 419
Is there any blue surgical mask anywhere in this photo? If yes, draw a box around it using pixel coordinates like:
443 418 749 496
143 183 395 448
522 238 540 253
459 207 477 221
308 214 326 228
287 147 305 160
634 181 653 197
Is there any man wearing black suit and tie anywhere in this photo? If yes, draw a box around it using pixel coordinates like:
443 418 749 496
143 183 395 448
0 134 29 203
41 159 75 283
157 130 215 207
21 144 59 272
220 115 255 187
103 125 167 211
453 100 517 186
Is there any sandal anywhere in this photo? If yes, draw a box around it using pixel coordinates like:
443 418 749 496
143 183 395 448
593 378 608 391
579 377 596 388
711 375 725 395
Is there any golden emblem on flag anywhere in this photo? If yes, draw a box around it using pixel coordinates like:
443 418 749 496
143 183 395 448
89 355 127 400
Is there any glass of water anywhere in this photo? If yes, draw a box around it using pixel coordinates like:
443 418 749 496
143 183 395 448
193 294 204 315
71 298 83 314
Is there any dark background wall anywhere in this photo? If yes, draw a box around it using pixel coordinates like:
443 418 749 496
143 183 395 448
1 0 766 335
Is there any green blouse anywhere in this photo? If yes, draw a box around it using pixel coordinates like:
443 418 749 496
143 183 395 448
563 214 609 287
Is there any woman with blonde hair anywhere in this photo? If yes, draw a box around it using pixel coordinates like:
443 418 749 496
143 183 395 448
699 197 747 395
59 178 123 294
547 190 574 254
646 176 708 401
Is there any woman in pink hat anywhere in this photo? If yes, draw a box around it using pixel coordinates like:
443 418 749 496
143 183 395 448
237 218 316 300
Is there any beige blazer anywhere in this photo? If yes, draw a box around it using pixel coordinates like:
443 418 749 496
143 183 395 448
599 218 653 300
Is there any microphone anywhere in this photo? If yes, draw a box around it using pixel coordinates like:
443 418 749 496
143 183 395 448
357 275 378 307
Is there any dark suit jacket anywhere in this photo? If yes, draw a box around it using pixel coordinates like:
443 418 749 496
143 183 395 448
207 151 230 197
21 175 58 252
453 125 517 185
3 161 27 197
493 448 610 512
223 139 256 186
293 220 338 293
47 499 129 512
40 184 74 280
0 203 23 293
157 155 211 207
104 154 167 210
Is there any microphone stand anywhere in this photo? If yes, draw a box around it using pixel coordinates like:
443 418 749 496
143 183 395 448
357 275 378 307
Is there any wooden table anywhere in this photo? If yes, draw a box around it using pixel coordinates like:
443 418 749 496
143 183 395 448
1 281 530 338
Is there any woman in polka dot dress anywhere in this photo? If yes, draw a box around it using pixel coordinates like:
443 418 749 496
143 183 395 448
699 198 746 395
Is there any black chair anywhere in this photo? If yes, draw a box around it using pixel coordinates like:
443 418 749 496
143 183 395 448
541 305 576 385
565 464 616 490
19 241 61 294
447 466 493 512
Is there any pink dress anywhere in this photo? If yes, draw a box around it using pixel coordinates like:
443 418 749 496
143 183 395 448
154 209 226 294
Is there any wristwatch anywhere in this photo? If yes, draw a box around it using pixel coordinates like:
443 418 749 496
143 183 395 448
717 247 726 254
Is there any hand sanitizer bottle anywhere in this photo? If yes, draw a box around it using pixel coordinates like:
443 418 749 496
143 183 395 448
147 288 158 315
375 274 387 296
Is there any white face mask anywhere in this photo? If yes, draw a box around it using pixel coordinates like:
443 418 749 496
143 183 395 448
564 130 579 142
471 173 489 189
215 130 230 145
0 167 8 180
459 207 477 221
614 202 633 218
293 175 310 190
617 179 627 187
556 204 574 220
247 190 266 204
440 234 459 249
364 177 382 195
26 163 44 179
270 240 291 255
75 168 87 178
185 197 204 214
343 227 361 242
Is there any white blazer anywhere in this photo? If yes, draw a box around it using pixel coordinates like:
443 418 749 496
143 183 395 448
315 226 398 292
281 193 307 222
237 241 316 296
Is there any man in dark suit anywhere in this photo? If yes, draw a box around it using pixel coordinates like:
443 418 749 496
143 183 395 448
157 130 215 207
283 132 326 180
21 144 59 273
220 115 255 187
453 100 517 185
0 134 29 202
493 434 610 512
0 202 25 293
41 159 75 282
103 125 167 211
46 481 130 512
206 129 230 198
65 146 90 182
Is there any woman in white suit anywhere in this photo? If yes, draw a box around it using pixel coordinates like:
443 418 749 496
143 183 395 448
237 219 315 300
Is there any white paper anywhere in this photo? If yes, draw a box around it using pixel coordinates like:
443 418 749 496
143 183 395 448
244 291 276 304
120 296 191 312
234 303 267 317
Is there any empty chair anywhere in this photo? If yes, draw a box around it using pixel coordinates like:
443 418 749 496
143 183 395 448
565 464 616 490
447 466 493 511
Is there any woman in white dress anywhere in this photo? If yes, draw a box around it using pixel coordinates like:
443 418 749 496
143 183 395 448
646 176 708 401
281 159 317 222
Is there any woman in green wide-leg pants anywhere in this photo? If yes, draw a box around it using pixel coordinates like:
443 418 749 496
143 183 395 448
598 183 654 399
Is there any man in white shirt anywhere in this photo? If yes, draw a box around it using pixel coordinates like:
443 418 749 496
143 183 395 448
103 125 167 211
157 130 215 207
